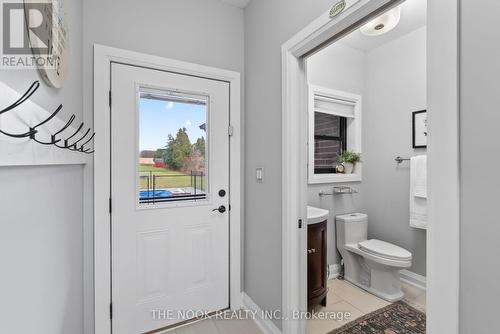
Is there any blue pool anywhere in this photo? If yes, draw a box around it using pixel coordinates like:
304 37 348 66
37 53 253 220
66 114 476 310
139 190 173 199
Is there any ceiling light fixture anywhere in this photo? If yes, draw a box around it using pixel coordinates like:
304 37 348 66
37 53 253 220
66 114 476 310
360 7 401 36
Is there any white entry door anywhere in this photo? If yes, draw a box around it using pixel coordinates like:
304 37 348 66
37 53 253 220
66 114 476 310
111 63 230 333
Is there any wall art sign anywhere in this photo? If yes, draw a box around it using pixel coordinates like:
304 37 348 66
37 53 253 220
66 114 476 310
1 0 68 88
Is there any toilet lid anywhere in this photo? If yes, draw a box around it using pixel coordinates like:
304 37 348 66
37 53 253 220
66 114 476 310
358 239 412 261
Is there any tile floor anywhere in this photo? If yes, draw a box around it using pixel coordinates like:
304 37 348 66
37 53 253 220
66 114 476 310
158 278 426 334
159 316 263 334
307 278 426 334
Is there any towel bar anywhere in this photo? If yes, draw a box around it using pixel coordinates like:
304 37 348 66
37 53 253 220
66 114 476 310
395 156 411 164
319 186 358 196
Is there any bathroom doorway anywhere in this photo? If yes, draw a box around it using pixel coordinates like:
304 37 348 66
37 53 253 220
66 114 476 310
305 1 427 332
281 1 459 334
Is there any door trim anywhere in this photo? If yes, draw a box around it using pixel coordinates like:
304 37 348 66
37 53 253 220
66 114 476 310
281 1 459 334
93 45 242 334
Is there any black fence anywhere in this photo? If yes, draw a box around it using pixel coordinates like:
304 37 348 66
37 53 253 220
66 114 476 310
139 170 206 204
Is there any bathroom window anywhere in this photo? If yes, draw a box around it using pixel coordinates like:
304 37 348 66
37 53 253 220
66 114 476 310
308 86 362 184
314 113 347 173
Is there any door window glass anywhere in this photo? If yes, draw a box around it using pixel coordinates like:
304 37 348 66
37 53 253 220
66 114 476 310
138 88 208 206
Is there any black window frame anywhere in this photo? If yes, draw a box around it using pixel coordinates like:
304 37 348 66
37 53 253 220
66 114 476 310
314 114 347 174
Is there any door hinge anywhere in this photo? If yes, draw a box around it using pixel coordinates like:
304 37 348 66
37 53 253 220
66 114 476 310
298 219 303 229
228 125 234 137
109 90 112 108
109 198 112 214
109 303 113 319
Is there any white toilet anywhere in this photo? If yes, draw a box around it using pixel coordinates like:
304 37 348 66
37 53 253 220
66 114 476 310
336 213 412 302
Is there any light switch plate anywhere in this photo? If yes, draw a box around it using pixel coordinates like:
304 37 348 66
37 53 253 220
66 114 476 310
256 167 264 183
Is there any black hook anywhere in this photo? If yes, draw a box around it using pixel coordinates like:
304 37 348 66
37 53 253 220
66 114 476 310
53 114 75 136
0 81 39 138
54 120 95 155
78 132 95 152
29 105 63 145
60 122 84 148
52 115 76 148
66 128 91 151
0 128 35 138
0 81 40 115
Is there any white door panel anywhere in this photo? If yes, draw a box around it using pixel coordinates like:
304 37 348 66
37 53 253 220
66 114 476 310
111 63 229 333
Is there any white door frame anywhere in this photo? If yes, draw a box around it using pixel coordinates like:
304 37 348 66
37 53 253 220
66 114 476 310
281 1 459 334
93 44 242 334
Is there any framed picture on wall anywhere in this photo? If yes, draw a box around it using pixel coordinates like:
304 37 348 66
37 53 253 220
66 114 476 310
412 110 427 148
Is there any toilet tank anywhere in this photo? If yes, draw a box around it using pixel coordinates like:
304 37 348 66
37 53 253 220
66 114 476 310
336 213 368 246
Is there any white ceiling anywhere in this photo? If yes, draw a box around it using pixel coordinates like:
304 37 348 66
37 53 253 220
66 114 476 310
339 0 426 52
219 0 251 9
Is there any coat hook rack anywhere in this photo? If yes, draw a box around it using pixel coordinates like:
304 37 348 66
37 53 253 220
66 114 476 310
0 81 95 154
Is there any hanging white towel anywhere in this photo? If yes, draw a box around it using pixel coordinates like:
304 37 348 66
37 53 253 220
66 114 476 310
410 155 427 229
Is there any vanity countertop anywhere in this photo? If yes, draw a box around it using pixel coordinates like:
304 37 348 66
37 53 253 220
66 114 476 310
307 206 329 225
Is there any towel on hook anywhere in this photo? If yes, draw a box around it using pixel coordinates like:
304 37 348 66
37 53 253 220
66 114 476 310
410 155 427 229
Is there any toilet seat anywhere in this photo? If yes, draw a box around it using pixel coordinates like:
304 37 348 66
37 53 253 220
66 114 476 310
358 239 412 261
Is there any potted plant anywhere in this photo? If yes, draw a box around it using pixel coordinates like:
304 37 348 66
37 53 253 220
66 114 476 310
338 151 362 174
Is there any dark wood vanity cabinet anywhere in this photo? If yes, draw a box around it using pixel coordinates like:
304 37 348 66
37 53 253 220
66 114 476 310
308 220 327 310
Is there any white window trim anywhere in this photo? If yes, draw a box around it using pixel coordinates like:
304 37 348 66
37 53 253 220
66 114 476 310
308 85 362 184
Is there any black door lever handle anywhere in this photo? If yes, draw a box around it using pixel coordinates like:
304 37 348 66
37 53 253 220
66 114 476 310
212 205 226 213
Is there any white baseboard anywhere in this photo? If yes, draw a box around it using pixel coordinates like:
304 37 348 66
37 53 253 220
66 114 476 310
241 293 281 334
328 264 340 280
400 269 426 291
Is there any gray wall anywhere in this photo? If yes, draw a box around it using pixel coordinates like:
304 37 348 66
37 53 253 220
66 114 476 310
82 0 244 75
0 165 84 333
0 1 84 333
82 1 244 332
244 0 334 329
307 27 427 276
460 0 500 332
306 43 366 267
363 27 427 276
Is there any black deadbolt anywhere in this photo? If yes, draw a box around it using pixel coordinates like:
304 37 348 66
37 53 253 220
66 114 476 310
218 189 226 197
